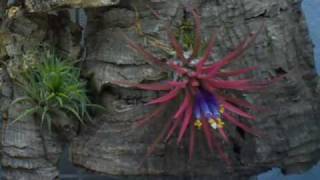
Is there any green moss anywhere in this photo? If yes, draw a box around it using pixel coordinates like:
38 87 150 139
177 20 195 50
175 19 209 57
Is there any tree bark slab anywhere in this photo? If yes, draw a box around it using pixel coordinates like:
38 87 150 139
25 0 120 12
0 10 82 180
71 0 320 179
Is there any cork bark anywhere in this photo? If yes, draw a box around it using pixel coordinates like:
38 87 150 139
0 7 82 179
25 0 120 12
72 0 320 179
0 0 319 179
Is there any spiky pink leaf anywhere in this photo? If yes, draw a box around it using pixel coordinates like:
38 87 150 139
112 80 175 91
201 74 267 93
210 132 231 165
206 41 248 75
206 26 263 76
167 62 188 75
168 81 188 88
207 79 258 91
147 87 181 105
165 117 180 141
221 95 261 112
200 80 217 93
124 34 169 70
190 9 202 59
189 126 196 160
140 118 174 166
167 29 187 64
202 120 230 164
196 32 216 73
202 120 214 151
218 128 230 143
177 102 193 144
134 83 173 91
215 66 258 77
223 113 261 136
174 90 192 119
223 101 256 120
134 104 167 127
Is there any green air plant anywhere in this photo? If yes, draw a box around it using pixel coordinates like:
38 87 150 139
11 50 100 131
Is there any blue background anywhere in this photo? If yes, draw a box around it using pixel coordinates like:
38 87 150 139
303 0 320 74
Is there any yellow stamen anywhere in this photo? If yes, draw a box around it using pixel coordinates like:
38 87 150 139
209 118 218 129
194 119 202 129
217 118 225 128
220 106 225 114
209 118 215 124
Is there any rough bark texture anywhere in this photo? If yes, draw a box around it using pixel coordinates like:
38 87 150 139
25 0 120 12
72 0 320 178
0 0 7 18
0 7 81 180
0 0 319 179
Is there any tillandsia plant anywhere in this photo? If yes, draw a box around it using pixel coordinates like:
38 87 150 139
116 8 279 164
11 49 101 132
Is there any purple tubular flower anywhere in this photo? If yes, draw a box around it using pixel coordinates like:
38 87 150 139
197 90 213 119
201 89 221 119
195 89 221 120
194 95 202 120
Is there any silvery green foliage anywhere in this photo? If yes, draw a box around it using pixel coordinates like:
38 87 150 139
11 49 102 132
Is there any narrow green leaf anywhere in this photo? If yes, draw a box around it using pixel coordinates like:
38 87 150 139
11 96 33 105
40 106 49 128
46 113 53 134
10 107 39 125
86 104 106 111
56 96 64 107
62 106 85 125
46 93 55 101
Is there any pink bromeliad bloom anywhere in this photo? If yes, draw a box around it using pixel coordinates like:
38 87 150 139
116 9 275 164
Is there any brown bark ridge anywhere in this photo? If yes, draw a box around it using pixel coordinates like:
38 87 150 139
0 8 81 179
71 0 320 179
